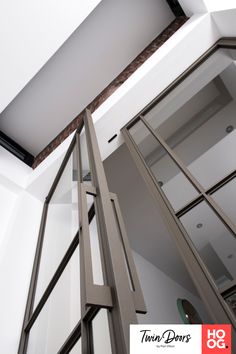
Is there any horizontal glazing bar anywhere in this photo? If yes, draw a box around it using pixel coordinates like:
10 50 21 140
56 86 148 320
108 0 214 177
206 169 236 195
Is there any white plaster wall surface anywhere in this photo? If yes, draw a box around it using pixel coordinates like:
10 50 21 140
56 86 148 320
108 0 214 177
134 252 211 325
0 184 17 247
179 0 236 16
0 146 31 191
212 9 236 37
92 13 220 162
0 191 43 354
0 0 101 113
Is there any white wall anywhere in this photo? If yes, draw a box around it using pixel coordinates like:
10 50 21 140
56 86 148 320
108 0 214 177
0 0 101 113
134 252 211 325
0 191 43 354
179 0 236 16
0 184 17 247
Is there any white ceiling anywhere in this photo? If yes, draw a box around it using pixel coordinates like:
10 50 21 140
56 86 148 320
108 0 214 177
0 0 102 113
0 0 174 156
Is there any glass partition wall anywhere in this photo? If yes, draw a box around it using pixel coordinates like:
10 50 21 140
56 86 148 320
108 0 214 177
122 40 236 344
18 110 146 354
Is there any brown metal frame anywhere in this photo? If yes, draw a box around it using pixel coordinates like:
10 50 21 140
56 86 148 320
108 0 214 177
122 37 236 348
18 110 145 354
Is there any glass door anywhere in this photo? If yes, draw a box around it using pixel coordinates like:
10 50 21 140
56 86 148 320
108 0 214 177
18 110 145 354
122 43 236 349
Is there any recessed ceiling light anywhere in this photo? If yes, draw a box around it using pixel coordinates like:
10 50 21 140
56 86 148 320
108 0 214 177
226 125 234 133
196 223 203 229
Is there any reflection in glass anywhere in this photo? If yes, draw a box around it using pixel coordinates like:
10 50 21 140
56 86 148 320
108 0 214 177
34 147 79 308
129 120 198 211
212 178 236 225
177 298 203 324
28 248 80 354
92 310 112 354
86 194 104 285
144 56 236 189
180 201 236 290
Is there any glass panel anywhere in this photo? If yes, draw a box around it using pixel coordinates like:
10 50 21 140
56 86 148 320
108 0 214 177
144 50 236 189
129 120 198 211
212 178 236 225
86 194 104 285
180 201 236 290
70 338 81 354
34 146 79 308
80 127 92 184
224 290 236 317
28 247 81 354
92 309 112 354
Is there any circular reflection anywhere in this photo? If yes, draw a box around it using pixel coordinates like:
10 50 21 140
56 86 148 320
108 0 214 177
177 299 203 324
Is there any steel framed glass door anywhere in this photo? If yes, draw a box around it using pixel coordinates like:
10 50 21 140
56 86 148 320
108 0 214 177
122 39 236 349
18 110 146 354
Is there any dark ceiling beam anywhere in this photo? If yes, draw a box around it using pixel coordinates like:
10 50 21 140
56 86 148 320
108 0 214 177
0 131 34 167
166 0 186 17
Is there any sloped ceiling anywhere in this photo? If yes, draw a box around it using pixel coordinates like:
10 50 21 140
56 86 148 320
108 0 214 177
0 0 102 113
0 0 174 156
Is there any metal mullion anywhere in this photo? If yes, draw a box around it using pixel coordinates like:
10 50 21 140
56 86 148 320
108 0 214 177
76 130 113 354
84 109 138 354
140 116 236 235
24 231 80 332
18 201 49 354
76 130 90 354
122 126 236 328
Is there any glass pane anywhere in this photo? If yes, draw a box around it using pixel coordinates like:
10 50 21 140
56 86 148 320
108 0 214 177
28 247 81 354
144 52 236 189
180 201 236 290
80 127 92 184
224 290 236 317
34 146 79 308
129 120 198 211
86 194 104 285
92 309 112 354
70 338 81 354
212 178 236 225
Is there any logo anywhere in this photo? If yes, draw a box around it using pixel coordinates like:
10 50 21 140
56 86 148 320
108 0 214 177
130 325 232 354
202 325 231 354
